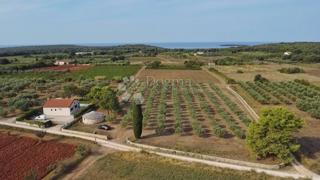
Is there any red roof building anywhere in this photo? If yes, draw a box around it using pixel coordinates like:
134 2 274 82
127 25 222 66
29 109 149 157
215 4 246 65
43 99 76 108
43 99 80 117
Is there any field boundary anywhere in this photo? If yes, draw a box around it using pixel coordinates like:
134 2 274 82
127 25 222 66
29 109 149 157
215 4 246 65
226 85 259 121
126 139 282 170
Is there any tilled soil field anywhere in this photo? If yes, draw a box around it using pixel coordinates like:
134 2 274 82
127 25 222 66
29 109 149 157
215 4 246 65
0 133 75 180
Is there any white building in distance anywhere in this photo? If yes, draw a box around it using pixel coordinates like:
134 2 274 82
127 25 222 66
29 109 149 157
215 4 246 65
54 59 73 66
75 52 94 56
284 51 292 56
43 99 80 116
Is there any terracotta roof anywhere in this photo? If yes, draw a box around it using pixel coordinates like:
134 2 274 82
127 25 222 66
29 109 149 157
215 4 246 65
43 99 76 108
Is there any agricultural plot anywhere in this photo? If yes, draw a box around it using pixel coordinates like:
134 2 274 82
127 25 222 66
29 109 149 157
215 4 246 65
35 64 91 72
235 79 320 172
0 133 75 180
126 80 252 138
137 69 220 83
70 65 141 79
119 79 268 162
216 64 320 83
117 80 285 163
238 80 320 119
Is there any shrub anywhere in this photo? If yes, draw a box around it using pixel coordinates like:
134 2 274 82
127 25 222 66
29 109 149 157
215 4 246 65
278 67 304 74
0 58 10 65
16 108 42 121
246 108 303 163
226 78 237 84
0 108 7 117
254 74 268 82
147 60 161 69
76 145 90 157
106 112 117 122
183 60 203 69
212 125 226 138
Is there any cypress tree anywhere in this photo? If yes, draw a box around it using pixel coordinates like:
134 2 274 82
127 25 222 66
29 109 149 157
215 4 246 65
132 102 143 139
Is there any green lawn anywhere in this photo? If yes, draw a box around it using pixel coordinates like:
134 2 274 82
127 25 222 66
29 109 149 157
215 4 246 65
71 65 141 79
79 152 291 180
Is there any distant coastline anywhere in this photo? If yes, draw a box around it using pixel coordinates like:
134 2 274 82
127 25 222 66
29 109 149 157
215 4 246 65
0 42 269 49
148 42 267 49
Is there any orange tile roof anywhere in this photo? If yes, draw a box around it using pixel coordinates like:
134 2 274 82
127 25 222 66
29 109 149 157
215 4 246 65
43 99 76 108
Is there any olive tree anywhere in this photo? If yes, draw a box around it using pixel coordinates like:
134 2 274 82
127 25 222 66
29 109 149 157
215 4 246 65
87 86 120 114
246 108 303 163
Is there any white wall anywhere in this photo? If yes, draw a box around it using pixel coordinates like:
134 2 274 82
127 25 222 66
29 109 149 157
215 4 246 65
43 101 80 116
44 107 72 116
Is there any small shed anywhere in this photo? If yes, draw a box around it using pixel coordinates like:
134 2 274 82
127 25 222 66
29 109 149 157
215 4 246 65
82 111 105 125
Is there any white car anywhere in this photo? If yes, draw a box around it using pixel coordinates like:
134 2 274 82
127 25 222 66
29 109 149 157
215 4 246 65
35 114 46 120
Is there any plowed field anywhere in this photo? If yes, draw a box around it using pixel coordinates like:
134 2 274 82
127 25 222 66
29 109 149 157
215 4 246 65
0 133 75 180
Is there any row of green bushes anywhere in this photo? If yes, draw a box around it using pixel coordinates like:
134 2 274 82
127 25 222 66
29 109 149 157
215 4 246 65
146 60 202 70
278 67 304 74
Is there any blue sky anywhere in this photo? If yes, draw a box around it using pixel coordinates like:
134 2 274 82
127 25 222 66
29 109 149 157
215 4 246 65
0 0 319 45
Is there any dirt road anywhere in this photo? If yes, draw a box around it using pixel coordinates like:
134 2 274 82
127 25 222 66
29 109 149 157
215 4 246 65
63 147 117 180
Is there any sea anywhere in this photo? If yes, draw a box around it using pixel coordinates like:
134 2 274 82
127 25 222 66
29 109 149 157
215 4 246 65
148 42 266 49
0 42 269 49
81 42 267 49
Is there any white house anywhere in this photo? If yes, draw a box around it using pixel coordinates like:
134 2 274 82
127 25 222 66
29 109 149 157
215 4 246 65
194 51 204 56
54 60 72 66
43 99 80 117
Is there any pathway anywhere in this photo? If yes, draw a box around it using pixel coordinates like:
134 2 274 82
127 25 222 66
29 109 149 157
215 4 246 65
62 147 116 180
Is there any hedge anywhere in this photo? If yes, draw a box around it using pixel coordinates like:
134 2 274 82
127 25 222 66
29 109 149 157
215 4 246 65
16 107 42 121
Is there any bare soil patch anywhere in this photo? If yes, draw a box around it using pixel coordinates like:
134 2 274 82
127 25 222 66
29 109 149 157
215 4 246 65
216 64 320 83
137 69 220 83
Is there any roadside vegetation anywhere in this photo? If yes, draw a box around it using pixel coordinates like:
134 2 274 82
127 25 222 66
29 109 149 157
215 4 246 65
79 152 290 180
